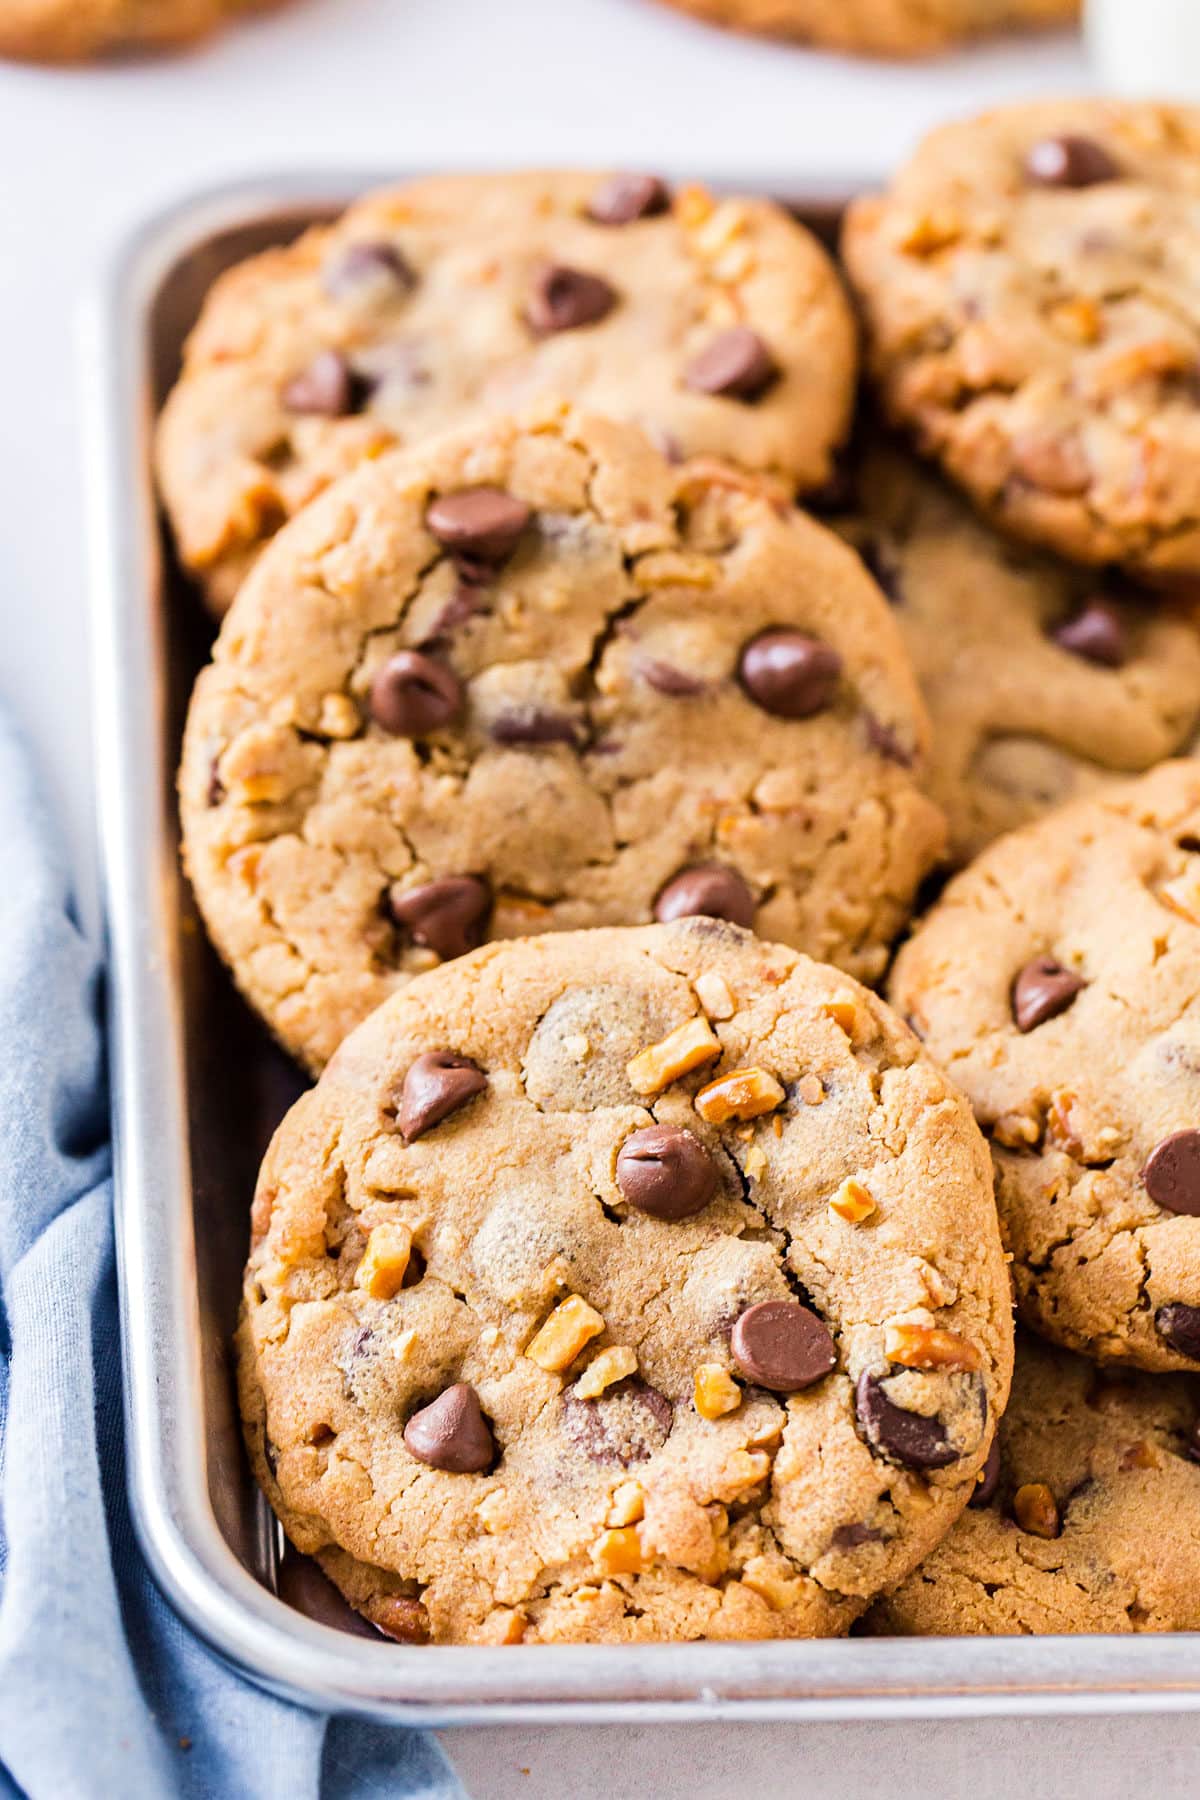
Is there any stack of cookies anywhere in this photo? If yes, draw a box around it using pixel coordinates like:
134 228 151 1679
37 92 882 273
158 111 1200 1648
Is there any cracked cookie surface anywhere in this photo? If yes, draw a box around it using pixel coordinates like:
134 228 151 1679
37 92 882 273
653 0 1075 56
843 100 1200 581
0 0 278 60
829 438 1200 862
179 407 945 1075
891 761 1200 1372
237 919 1013 1644
155 170 856 612
866 1332 1200 1634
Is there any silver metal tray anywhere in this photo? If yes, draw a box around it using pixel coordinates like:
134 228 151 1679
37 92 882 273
86 170 1200 1724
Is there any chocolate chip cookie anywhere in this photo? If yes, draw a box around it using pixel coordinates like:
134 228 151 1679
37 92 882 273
237 919 1013 1644
843 101 1200 581
891 760 1200 1373
829 439 1200 862
0 0 278 59
653 0 1076 56
156 171 857 612
866 1333 1200 1634
180 406 945 1074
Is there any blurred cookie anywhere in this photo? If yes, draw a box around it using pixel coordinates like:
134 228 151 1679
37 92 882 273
845 101 1200 581
238 919 1012 1644
867 1333 1200 1634
0 0 278 60
653 0 1076 55
180 408 944 1072
156 170 856 611
891 761 1200 1372
830 440 1200 861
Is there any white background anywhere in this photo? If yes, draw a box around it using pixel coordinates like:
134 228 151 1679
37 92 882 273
4 0 1200 1792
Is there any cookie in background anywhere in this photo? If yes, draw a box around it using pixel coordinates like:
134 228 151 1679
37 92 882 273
891 760 1200 1374
647 0 1077 56
0 0 287 61
844 100 1200 583
866 1332 1200 1635
181 406 944 1073
826 436 1200 863
156 171 856 613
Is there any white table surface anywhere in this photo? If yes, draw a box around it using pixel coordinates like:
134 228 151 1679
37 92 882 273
5 1 1200 1792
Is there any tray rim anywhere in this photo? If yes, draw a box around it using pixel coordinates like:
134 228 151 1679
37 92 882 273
84 166 1200 1725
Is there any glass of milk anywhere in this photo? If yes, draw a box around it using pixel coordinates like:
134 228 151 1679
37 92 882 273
1086 0 1200 97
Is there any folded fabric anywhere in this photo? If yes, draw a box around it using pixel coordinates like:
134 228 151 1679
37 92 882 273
0 706 464 1800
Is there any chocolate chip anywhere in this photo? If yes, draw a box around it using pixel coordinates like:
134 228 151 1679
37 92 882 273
684 326 778 401
388 876 491 961
424 583 488 643
1143 1131 1200 1217
403 1383 495 1472
322 240 417 302
560 1377 674 1466
615 1125 718 1220
855 1369 960 1470
396 1051 486 1142
730 1300 836 1392
368 651 463 736
738 630 842 719
970 1436 1002 1508
489 708 580 747
1157 1303 1200 1360
1011 956 1086 1032
207 757 225 807
587 173 671 224
1025 134 1121 188
654 863 755 929
865 715 913 767
1051 598 1127 667
526 264 617 335
637 657 707 697
859 537 903 604
831 1522 883 1549
425 488 531 565
281 350 362 416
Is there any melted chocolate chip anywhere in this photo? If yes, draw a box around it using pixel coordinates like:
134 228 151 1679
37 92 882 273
395 1051 486 1142
855 1369 960 1470
1025 134 1121 188
1157 1303 1200 1361
615 1125 718 1220
560 1377 674 1466
637 657 707 697
865 715 913 767
654 863 756 929
1051 598 1127 667
730 1300 837 1392
587 173 671 224
368 651 463 736
526 264 617 334
403 1383 495 1472
207 757 226 807
489 708 580 747
970 1436 1002 1508
1143 1130 1200 1217
322 240 417 302
738 630 842 718
388 876 491 961
281 350 363 417
684 326 778 401
831 1522 883 1550
1011 956 1086 1032
425 488 531 564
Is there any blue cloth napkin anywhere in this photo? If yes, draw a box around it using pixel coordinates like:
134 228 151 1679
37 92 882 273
0 708 465 1800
